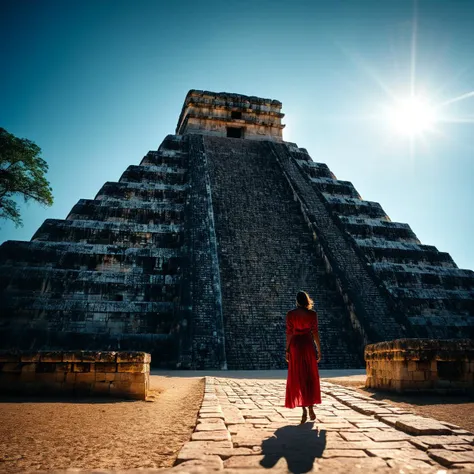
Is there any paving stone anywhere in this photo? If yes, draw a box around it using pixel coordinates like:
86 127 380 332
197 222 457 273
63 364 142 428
322 449 368 458
198 412 225 419
338 432 372 442
199 406 223 413
386 459 435 470
366 448 432 462
317 457 388 470
177 441 254 461
395 418 453 436
191 430 231 441
408 435 473 451
195 419 227 431
428 449 474 467
174 455 224 470
325 440 414 450
365 430 411 442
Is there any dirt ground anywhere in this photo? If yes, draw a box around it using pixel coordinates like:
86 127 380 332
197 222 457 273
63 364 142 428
328 377 474 433
0 376 204 472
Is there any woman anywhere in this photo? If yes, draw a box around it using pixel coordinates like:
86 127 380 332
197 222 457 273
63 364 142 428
285 290 322 424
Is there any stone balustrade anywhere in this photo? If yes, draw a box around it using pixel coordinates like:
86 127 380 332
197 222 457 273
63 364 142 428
365 339 474 392
0 351 150 400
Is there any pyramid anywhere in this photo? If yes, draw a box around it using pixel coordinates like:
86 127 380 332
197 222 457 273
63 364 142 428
1 90 473 369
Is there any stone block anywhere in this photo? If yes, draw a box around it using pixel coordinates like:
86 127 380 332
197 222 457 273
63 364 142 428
428 449 474 467
196 420 227 431
21 363 37 373
105 373 117 382
412 371 426 381
117 362 148 373
20 352 41 363
395 418 452 436
73 363 92 373
62 352 84 362
39 351 63 363
75 372 96 383
175 456 224 470
116 372 146 383
116 352 151 363
81 351 102 362
99 352 117 363
55 363 73 372
94 362 117 373
322 450 368 458
191 430 231 441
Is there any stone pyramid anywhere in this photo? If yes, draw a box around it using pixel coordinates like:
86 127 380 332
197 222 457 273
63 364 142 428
1 90 473 369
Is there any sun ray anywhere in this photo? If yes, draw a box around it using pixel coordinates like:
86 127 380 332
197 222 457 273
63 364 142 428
438 90 474 107
410 0 418 98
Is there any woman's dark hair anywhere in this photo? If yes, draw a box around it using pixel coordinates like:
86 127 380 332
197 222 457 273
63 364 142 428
296 291 314 310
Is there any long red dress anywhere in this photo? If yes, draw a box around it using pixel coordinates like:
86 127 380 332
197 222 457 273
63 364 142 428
285 307 321 408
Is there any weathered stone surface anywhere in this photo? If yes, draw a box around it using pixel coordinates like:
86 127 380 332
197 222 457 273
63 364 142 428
366 339 474 393
408 435 474 450
0 350 149 399
322 449 368 458
173 455 223 471
395 417 453 436
191 430 231 441
428 448 474 467
195 420 227 431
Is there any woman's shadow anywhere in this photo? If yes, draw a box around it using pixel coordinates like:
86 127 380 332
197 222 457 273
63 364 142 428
260 423 326 474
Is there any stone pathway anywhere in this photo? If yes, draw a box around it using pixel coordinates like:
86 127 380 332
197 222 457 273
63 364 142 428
172 377 474 473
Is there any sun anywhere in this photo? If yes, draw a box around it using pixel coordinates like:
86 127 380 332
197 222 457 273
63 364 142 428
386 96 437 136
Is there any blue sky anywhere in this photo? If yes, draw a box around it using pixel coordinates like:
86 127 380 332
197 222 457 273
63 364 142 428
1 0 474 270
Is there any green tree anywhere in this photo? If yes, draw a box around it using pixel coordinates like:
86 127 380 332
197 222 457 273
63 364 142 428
0 128 53 227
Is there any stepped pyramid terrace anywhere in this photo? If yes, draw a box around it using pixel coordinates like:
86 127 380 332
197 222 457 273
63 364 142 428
0 89 473 370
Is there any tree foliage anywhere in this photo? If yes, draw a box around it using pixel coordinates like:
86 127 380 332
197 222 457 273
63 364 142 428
0 127 53 227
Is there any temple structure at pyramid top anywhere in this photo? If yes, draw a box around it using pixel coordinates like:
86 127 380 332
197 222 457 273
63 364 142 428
176 89 285 141
0 89 473 370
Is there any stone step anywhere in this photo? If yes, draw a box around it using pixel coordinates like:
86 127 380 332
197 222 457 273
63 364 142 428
0 266 180 302
119 164 188 185
32 219 183 248
340 217 419 242
356 238 456 267
67 199 184 225
95 181 188 203
310 177 360 198
1 296 175 313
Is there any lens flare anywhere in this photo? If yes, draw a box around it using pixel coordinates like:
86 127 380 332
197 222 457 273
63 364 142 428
387 96 437 136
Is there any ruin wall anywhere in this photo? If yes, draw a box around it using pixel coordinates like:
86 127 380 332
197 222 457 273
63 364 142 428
0 351 150 399
365 339 474 392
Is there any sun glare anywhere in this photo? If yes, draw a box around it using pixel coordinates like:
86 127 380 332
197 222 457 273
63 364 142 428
387 96 437 136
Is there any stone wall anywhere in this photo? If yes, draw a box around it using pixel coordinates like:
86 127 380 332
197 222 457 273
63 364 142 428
365 339 474 392
176 90 284 141
0 351 150 399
